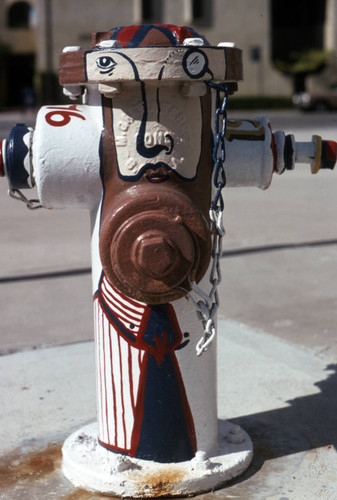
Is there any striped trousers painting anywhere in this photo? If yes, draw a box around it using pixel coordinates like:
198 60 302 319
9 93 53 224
94 273 197 463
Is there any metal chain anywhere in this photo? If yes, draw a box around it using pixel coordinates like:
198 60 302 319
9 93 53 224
9 188 42 210
188 83 228 356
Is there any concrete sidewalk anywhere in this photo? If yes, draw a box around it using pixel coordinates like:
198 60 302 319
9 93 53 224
1 319 336 499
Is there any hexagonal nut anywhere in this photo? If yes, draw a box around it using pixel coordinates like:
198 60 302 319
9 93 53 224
133 231 176 278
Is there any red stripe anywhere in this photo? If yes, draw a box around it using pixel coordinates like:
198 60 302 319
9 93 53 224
113 24 196 47
103 274 145 310
115 25 142 47
101 283 144 316
101 306 110 444
109 322 118 446
101 287 142 326
118 332 127 448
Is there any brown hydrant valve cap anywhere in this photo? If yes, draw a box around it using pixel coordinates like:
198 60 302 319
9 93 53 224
99 186 211 304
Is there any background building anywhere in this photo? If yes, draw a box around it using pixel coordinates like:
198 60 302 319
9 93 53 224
0 0 336 108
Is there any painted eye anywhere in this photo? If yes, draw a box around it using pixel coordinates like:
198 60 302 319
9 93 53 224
96 56 116 73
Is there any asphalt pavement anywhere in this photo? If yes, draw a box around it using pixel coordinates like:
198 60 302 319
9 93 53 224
0 109 337 499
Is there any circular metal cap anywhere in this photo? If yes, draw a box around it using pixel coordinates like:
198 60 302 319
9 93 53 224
111 212 195 295
99 186 211 304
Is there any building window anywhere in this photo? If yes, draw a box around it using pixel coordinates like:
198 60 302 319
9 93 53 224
192 0 212 27
142 0 162 23
7 1 32 29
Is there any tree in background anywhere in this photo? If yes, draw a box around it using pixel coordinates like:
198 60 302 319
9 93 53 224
271 0 330 93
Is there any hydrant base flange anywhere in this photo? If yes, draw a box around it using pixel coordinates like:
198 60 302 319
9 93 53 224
62 421 253 497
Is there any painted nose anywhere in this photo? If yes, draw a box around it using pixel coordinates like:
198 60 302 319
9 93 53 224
136 83 174 159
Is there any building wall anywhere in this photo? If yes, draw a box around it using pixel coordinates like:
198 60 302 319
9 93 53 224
0 0 335 106
184 0 293 96
35 0 136 75
37 0 294 96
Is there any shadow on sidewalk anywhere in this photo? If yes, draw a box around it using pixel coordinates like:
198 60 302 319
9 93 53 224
224 363 337 483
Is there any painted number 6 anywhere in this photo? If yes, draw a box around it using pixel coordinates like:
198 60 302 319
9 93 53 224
45 105 86 127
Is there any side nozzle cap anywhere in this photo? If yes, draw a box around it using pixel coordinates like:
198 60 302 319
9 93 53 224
6 124 34 189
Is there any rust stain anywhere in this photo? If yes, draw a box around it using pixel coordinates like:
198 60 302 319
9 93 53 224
137 468 185 497
0 444 117 499
0 445 190 498
0 443 62 488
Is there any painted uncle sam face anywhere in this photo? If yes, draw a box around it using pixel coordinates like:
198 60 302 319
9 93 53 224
85 47 213 183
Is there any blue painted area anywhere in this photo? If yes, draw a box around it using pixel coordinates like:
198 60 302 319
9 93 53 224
142 304 179 349
135 304 196 463
135 352 195 462
6 124 30 189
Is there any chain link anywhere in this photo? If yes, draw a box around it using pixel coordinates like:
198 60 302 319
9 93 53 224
9 188 42 210
188 83 228 356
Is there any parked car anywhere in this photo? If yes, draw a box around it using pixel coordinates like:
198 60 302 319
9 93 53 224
293 84 337 111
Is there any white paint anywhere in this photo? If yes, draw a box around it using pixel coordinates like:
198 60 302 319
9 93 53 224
22 128 34 187
182 37 205 46
63 85 83 100
218 42 237 48
1 139 7 176
62 46 82 53
181 82 207 97
224 116 274 188
33 104 103 209
62 421 253 497
295 139 317 166
98 40 122 48
110 84 202 180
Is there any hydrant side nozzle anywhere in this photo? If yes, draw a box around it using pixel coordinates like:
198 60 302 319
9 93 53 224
295 135 336 173
5 124 34 190
273 131 337 175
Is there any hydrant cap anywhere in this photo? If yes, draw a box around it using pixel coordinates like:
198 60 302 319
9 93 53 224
96 24 210 48
59 24 243 87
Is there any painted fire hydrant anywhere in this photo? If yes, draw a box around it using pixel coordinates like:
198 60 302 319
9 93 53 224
1 24 336 497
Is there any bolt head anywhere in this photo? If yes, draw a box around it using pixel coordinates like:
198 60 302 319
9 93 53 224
132 231 176 279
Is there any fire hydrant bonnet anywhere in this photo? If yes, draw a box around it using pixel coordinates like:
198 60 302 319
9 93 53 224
59 24 243 88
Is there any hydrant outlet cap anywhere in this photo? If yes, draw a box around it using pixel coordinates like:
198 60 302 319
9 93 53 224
99 186 211 304
111 212 195 296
